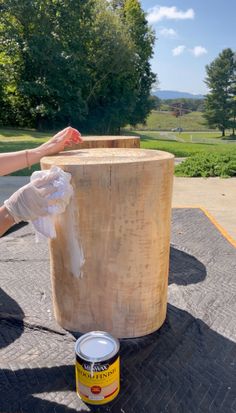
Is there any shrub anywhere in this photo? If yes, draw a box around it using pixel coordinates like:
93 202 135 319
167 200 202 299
175 153 236 177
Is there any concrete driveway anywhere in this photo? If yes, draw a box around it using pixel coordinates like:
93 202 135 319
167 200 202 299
173 177 236 242
1 175 235 242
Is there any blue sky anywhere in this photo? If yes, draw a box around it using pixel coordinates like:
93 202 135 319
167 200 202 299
141 0 236 94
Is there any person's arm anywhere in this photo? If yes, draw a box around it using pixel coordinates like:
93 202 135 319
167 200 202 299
0 149 43 176
0 127 82 176
0 205 16 237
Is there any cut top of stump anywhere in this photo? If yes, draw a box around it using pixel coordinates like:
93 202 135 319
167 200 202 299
41 148 174 167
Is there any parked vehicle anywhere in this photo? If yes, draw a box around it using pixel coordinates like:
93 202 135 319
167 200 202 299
171 127 183 132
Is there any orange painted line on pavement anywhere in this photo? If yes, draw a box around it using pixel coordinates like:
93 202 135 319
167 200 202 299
173 206 236 249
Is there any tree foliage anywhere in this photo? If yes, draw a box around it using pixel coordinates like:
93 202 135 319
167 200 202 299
204 48 236 136
0 0 95 129
0 0 156 133
148 95 161 110
122 0 156 125
161 98 204 113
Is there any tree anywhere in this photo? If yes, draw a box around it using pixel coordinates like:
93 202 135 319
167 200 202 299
122 0 156 126
0 0 94 129
228 54 236 135
171 102 184 118
0 68 6 125
110 0 125 10
80 0 138 133
161 98 205 113
149 95 161 110
204 48 236 136
0 0 156 132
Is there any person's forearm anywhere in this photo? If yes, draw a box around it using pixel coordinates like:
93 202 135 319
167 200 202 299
0 148 47 176
0 205 16 236
0 128 82 176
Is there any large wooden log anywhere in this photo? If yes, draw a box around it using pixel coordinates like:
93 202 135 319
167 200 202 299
64 135 140 150
41 148 174 338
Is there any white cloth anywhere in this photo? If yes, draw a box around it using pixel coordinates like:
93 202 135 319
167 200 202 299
4 167 71 224
30 166 73 239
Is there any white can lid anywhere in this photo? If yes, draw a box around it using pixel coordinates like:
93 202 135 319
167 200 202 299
75 331 120 362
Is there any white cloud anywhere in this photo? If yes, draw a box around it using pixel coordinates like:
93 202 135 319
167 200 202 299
159 27 177 38
172 45 186 56
147 6 195 24
190 46 207 57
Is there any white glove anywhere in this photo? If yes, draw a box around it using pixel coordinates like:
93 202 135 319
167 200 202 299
4 170 67 223
30 166 74 239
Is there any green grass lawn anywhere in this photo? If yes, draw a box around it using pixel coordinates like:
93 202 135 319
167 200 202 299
1 127 236 175
0 127 52 145
176 132 228 142
128 110 213 131
0 128 54 176
132 130 232 142
134 131 236 157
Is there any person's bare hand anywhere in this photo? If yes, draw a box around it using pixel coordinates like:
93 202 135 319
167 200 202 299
38 127 82 156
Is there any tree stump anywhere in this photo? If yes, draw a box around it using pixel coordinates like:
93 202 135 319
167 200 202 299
64 135 140 150
41 148 174 338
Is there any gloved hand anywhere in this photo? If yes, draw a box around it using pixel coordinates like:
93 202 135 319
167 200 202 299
4 171 67 223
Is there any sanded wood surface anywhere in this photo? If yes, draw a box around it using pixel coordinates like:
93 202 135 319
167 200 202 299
41 148 174 338
64 135 140 150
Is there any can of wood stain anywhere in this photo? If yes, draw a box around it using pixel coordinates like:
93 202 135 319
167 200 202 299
75 331 120 405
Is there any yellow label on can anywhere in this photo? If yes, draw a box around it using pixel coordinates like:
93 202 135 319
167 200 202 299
75 356 120 405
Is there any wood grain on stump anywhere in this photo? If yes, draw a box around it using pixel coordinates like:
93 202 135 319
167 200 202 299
64 135 140 150
41 148 174 338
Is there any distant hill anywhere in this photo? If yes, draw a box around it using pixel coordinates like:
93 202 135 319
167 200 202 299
153 90 204 100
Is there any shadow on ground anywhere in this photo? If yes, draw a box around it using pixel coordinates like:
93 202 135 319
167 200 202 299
0 221 28 238
0 245 205 349
0 305 236 412
169 246 206 285
0 288 24 349
1 209 236 412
